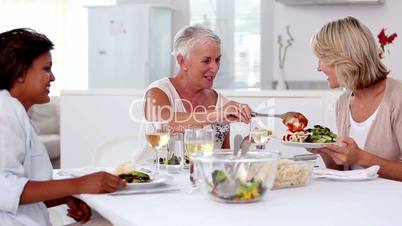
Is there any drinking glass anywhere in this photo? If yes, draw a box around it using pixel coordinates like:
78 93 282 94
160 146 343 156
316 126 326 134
166 133 184 174
249 118 272 150
145 121 170 173
184 128 214 187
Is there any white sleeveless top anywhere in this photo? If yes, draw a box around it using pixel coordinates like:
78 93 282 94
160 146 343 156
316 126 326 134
146 77 230 148
349 107 379 170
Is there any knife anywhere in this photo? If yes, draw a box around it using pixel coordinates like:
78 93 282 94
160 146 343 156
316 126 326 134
110 187 180 196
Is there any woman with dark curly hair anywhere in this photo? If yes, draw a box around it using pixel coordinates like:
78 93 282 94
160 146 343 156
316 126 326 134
0 28 124 225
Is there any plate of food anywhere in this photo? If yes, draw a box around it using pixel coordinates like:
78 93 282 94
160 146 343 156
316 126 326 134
280 125 338 149
114 163 173 189
118 171 173 189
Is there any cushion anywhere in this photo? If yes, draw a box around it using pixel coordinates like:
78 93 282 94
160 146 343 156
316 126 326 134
28 96 60 135
39 134 60 160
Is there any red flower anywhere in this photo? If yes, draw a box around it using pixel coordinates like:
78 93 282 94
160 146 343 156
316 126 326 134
388 33 398 44
377 28 398 48
377 29 388 46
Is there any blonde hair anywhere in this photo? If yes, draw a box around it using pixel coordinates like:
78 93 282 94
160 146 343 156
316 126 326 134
311 16 389 90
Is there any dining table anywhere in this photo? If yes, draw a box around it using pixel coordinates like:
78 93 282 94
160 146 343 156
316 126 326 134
72 169 402 226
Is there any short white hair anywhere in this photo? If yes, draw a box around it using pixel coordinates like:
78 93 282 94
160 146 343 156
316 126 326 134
172 24 221 59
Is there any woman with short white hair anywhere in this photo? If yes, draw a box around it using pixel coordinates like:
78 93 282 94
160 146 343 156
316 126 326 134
145 24 253 148
310 16 402 181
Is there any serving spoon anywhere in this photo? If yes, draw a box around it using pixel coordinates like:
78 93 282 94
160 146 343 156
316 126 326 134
251 111 303 120
251 111 308 132
219 135 250 198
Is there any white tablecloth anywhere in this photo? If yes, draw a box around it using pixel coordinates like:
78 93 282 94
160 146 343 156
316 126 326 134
74 172 402 226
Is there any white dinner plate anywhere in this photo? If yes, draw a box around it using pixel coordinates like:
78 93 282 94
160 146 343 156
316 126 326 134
279 140 335 148
125 174 173 189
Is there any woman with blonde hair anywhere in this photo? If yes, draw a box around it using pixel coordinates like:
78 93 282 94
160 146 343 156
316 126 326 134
311 16 402 181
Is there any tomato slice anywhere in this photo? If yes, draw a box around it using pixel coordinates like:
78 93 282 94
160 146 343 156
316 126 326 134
285 112 308 132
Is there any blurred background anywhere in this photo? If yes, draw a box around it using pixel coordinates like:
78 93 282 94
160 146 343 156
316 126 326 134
1 0 400 94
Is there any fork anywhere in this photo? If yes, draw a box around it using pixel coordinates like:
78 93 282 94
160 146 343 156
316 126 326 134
251 111 299 120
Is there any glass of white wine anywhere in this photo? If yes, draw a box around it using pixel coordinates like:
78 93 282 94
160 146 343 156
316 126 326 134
249 118 272 149
145 121 170 173
184 127 214 187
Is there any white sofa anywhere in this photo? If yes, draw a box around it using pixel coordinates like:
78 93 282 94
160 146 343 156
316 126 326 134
28 97 60 168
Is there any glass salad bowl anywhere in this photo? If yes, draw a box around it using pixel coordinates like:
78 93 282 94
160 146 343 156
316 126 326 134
192 151 279 203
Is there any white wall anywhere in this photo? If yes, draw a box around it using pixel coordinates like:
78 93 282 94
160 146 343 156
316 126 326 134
272 1 402 82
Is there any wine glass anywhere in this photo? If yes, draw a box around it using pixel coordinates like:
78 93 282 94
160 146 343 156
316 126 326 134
249 118 272 150
184 127 214 188
145 121 170 173
184 128 214 156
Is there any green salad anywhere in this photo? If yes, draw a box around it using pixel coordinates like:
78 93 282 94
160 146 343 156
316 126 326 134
305 125 337 143
209 170 265 202
167 153 181 165
118 170 151 183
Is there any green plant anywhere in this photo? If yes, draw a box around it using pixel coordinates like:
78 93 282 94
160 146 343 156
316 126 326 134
278 26 294 70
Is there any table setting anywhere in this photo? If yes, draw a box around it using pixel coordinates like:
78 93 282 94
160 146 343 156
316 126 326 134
55 114 402 226
55 162 401 226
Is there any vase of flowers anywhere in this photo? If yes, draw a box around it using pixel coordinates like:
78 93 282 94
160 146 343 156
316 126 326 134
276 26 294 90
276 68 287 90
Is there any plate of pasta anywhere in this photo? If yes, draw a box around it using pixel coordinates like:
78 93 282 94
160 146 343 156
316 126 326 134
278 125 337 148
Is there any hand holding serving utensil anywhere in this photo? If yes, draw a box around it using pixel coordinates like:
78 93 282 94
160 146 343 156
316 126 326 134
251 111 308 132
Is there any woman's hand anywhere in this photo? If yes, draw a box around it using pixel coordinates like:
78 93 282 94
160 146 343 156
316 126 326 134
323 136 363 165
66 196 92 223
216 101 252 124
76 171 126 194
306 147 325 155
306 147 343 168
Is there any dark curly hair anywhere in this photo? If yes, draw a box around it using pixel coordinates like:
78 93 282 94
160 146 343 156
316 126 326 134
0 28 54 90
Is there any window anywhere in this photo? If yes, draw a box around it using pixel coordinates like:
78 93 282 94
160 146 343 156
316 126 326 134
0 0 88 95
190 0 261 88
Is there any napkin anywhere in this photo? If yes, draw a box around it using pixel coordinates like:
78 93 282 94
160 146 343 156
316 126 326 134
313 165 380 180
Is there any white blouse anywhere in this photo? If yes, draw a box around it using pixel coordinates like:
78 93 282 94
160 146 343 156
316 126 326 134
348 107 379 170
0 90 53 226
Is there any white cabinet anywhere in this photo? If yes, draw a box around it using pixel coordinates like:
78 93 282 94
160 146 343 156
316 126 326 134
88 4 173 89
60 91 146 168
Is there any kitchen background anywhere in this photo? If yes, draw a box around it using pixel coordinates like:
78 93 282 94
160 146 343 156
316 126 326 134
0 0 400 93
